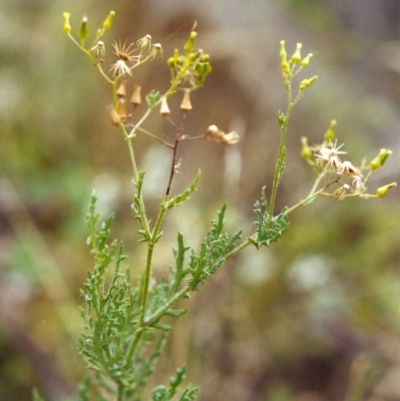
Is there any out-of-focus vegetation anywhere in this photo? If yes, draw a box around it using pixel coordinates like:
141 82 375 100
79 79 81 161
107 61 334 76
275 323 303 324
0 1 399 400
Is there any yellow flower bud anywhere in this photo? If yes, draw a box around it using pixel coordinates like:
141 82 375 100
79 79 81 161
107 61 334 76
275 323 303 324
102 11 115 30
300 136 312 160
291 43 302 64
78 15 89 43
279 40 290 75
184 31 197 54
63 12 71 34
301 53 313 67
324 120 337 142
376 182 397 198
370 148 393 171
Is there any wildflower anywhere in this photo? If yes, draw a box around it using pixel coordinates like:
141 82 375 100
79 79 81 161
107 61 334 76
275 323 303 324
220 131 240 145
334 184 350 200
338 161 361 178
180 90 192 112
110 59 131 76
205 125 239 145
376 182 397 198
159 96 170 116
150 43 163 60
91 41 106 60
136 34 152 52
352 176 365 194
315 140 346 173
113 40 137 64
106 105 121 126
130 85 142 106
370 148 392 171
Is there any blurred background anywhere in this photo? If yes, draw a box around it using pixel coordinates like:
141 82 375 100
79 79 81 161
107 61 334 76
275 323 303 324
0 0 399 400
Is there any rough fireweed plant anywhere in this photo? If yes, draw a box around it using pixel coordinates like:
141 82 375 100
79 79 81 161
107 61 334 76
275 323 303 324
33 10 396 401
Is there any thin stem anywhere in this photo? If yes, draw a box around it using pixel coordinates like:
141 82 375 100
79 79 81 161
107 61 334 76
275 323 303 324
166 139 179 196
128 107 153 138
269 84 294 216
67 34 113 85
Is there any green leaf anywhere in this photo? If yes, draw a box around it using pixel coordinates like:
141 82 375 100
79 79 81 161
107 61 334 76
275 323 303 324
250 188 289 249
163 170 201 210
146 90 160 107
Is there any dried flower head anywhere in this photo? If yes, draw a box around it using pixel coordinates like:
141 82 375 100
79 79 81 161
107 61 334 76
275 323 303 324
150 43 163 60
334 184 350 200
205 125 239 145
339 160 361 178
91 41 105 61
315 140 346 173
136 34 152 52
110 59 131 76
113 40 137 64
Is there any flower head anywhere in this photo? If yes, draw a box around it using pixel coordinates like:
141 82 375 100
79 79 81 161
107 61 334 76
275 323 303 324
136 35 152 52
315 140 346 173
150 43 163 60
205 125 239 145
110 59 132 76
113 40 137 64
91 41 106 61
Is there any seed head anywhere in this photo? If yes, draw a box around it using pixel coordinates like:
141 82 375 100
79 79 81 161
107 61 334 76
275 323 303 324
205 125 239 145
136 34 152 51
113 40 137 64
110 59 131 76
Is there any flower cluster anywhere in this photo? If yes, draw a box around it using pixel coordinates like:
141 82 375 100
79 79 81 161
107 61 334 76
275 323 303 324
63 12 239 153
301 120 396 200
167 31 212 89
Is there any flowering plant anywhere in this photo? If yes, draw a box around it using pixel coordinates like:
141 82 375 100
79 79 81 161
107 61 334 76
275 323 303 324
32 11 396 401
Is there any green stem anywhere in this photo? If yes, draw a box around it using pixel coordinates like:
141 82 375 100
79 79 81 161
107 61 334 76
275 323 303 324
269 81 294 217
67 34 113 85
128 107 153 138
